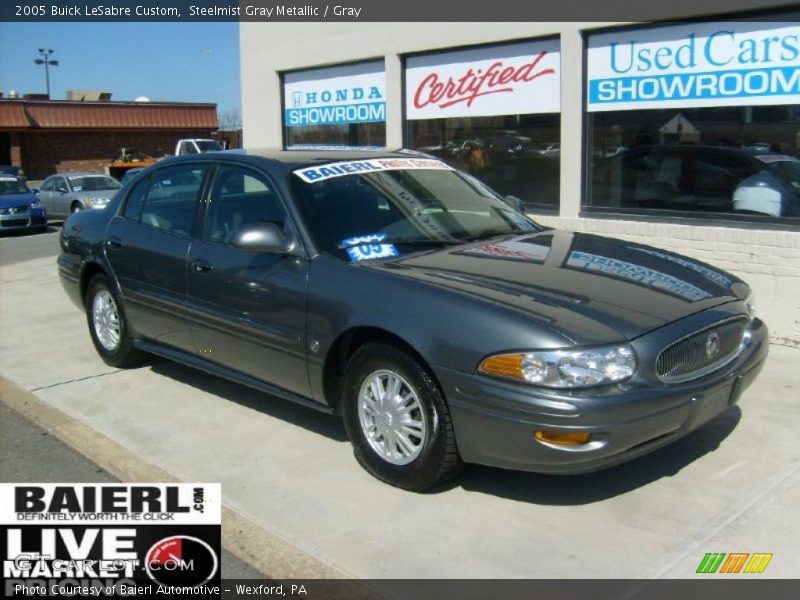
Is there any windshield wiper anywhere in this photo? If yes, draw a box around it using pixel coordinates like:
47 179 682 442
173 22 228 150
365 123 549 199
456 230 518 243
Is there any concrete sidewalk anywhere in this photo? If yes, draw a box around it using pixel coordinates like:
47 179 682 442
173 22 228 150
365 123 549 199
1 254 798 579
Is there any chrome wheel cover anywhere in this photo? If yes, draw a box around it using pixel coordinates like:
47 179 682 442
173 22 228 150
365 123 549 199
357 369 428 465
92 289 121 352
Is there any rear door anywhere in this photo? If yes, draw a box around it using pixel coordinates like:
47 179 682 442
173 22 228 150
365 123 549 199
37 177 57 215
185 164 311 397
104 163 209 351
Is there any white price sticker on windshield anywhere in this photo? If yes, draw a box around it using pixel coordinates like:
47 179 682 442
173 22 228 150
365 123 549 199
295 158 452 183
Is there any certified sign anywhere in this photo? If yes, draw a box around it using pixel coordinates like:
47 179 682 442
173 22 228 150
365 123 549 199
405 39 561 119
587 22 800 112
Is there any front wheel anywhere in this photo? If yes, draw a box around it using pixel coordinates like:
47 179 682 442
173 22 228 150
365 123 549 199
86 274 144 368
342 343 463 491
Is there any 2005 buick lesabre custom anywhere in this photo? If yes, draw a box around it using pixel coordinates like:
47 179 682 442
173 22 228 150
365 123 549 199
58 150 768 491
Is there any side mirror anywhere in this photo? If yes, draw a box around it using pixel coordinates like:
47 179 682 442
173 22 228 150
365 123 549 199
503 195 525 213
230 222 297 254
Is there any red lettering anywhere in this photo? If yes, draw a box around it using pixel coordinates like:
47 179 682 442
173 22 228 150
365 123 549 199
412 51 555 111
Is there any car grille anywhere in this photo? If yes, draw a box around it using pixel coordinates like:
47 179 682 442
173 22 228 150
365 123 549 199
0 206 28 215
655 317 748 383
1 218 29 228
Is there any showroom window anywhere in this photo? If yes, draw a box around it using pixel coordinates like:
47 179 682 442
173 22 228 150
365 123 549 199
405 39 562 211
283 60 386 149
585 20 800 223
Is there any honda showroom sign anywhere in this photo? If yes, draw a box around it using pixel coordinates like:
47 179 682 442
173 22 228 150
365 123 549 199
405 39 561 119
587 22 800 112
284 60 386 127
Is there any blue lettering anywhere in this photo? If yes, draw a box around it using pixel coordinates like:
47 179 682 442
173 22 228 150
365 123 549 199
335 89 347 101
368 86 382 99
301 169 322 181
705 30 734 66
781 35 800 61
675 34 696 69
305 92 317 104
653 47 672 70
609 41 634 74
321 91 332 102
738 38 758 64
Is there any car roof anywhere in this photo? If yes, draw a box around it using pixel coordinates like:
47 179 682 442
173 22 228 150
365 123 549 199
158 148 435 172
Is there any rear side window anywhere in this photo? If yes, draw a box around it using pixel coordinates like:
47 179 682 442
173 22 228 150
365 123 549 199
139 165 207 238
205 166 286 243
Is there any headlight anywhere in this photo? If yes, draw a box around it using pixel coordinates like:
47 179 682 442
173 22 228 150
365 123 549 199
479 344 637 389
85 197 111 207
744 292 756 320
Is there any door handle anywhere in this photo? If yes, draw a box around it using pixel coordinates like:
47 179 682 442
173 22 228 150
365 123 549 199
107 237 122 249
191 259 212 274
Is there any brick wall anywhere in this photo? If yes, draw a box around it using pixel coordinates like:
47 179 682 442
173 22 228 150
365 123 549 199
18 130 214 179
536 216 800 347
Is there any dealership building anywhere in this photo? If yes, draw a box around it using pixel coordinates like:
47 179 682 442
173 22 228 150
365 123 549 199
241 6 800 345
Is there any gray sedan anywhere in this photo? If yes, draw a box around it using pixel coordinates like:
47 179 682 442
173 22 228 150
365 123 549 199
37 173 121 219
57 150 768 491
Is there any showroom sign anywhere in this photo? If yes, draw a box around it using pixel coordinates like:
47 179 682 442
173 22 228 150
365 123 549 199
587 22 800 112
405 39 561 119
284 60 386 127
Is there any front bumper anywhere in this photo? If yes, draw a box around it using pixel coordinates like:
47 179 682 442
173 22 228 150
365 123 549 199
0 210 47 231
436 317 768 474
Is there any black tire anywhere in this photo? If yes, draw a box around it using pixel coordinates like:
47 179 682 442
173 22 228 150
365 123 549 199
85 274 144 368
342 343 463 491
71 202 83 214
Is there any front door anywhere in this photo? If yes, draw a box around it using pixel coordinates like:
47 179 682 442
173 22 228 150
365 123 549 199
185 164 311 397
105 163 209 352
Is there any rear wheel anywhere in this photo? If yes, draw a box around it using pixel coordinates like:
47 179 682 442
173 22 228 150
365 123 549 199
86 274 144 368
342 343 463 491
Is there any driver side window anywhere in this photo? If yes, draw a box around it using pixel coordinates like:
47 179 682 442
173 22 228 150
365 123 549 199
205 167 286 244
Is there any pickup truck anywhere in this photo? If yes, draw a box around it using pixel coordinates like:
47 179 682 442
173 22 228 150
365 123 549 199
107 139 225 180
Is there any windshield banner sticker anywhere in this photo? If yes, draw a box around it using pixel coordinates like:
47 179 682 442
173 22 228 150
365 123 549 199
294 158 452 183
342 234 400 261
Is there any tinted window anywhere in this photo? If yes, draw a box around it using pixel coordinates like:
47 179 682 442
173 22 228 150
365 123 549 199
40 178 56 192
139 165 206 237
206 167 285 243
122 177 149 221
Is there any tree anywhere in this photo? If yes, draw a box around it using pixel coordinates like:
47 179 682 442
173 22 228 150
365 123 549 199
217 109 242 131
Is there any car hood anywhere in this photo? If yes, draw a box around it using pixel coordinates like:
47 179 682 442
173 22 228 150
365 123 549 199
0 193 37 208
362 230 746 343
69 190 118 199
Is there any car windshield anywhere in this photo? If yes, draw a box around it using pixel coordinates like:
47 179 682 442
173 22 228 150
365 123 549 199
290 158 540 262
196 140 223 152
0 177 30 195
67 176 121 191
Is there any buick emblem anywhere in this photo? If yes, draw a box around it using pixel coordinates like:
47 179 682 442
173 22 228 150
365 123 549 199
705 332 721 359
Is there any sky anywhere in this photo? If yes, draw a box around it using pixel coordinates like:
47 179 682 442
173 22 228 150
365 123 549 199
0 22 241 115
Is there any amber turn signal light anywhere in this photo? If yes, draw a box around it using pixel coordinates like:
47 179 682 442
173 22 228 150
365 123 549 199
478 354 525 380
534 430 592 446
